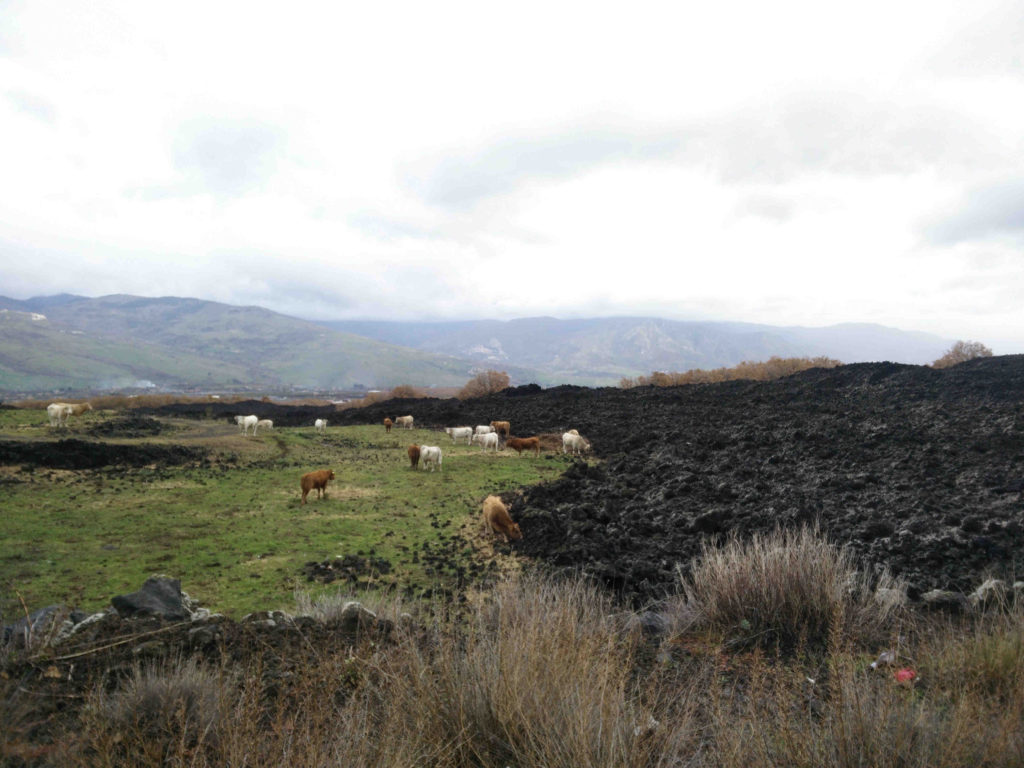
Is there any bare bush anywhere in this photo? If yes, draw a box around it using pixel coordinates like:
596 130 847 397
932 340 994 369
458 370 511 400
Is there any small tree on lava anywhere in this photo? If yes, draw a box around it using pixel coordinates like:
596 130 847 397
458 370 511 399
931 340 993 369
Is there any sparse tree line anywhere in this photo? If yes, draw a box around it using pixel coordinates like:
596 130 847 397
619 355 842 388
619 340 995 389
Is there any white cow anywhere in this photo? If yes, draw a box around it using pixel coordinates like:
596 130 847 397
315 418 328 435
395 415 414 430
241 415 259 435
473 432 500 453
420 445 443 472
254 419 274 435
562 432 591 456
445 426 474 444
474 425 495 436
47 403 72 427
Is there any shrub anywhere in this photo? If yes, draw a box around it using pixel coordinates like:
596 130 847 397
458 370 511 400
77 657 233 765
679 527 904 649
620 356 842 388
932 340 994 369
388 384 419 399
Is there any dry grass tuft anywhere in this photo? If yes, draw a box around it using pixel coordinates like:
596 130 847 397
679 527 905 649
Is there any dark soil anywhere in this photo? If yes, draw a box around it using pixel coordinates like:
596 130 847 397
0 439 205 469
345 356 1024 604
87 414 168 438
147 358 1024 604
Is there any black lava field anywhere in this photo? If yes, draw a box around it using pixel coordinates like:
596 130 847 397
156 356 1024 604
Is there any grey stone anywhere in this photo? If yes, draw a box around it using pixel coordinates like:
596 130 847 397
111 576 190 620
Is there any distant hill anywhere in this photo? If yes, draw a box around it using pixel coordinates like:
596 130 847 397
320 317 952 384
0 294 954 395
0 295 527 394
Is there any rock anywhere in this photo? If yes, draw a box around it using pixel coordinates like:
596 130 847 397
920 589 970 613
970 578 1009 606
338 601 378 632
111 575 191 620
3 605 69 648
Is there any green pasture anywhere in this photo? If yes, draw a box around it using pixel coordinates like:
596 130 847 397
0 410 577 618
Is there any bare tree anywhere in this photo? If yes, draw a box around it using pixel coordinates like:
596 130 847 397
931 340 993 369
458 370 511 399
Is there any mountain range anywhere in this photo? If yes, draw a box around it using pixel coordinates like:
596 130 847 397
0 293 952 394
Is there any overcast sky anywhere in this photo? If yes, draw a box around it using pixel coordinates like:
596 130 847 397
2 1 1023 350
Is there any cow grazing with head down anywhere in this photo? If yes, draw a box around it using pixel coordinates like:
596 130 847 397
395 415 414 430
300 469 335 505
407 444 420 469
482 495 522 542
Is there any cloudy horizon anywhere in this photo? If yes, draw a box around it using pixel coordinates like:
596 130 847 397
2 1 1023 352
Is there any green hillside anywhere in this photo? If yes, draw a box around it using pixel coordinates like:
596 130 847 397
0 297 533 394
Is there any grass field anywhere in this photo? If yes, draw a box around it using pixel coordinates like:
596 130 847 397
0 408 574 618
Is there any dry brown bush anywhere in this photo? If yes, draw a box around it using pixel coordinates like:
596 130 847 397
388 384 419 399
620 355 842 388
932 340 994 369
458 370 511 400
678 527 905 649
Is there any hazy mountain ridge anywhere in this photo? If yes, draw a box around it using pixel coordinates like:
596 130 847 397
0 294 953 394
321 316 952 383
0 296 513 394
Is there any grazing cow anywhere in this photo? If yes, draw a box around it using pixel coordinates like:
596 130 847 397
48 402 91 427
420 445 443 472
47 403 73 427
315 418 328 435
254 419 274 435
490 420 511 437
384 417 393 433
300 469 335 505
482 495 522 542
473 432 500 452
474 425 495 436
407 444 421 469
562 431 591 456
395 415 414 430
506 436 541 456
241 415 259 435
445 426 474 444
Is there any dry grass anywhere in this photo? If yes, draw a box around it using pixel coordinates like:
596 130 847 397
620 355 842 388
11 538 1024 767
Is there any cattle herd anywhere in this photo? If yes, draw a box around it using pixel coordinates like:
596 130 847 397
42 400 591 548
302 415 591 544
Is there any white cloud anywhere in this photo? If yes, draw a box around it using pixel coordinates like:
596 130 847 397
0 0 1022 351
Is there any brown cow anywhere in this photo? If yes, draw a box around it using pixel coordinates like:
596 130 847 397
384 417 393 433
300 469 335 505
407 444 420 469
490 420 511 437
482 495 522 542
506 436 540 456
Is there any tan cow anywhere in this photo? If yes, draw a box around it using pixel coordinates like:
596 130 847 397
482 495 522 542
300 469 335 505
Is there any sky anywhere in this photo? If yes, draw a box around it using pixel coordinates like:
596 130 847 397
1 1 1023 351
